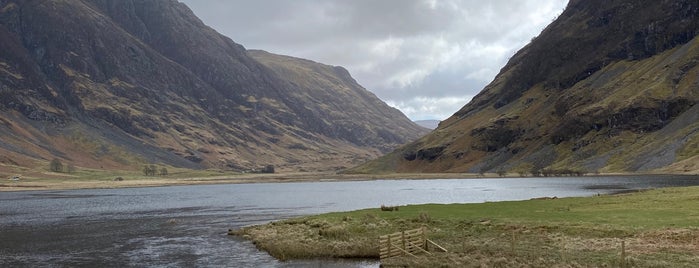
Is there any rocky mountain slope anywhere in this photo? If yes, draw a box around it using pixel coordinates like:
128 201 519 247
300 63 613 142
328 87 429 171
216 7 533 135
247 50 426 153
355 0 699 174
0 0 426 174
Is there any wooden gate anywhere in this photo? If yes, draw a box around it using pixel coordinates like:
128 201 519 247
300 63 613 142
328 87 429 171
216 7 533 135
379 227 447 260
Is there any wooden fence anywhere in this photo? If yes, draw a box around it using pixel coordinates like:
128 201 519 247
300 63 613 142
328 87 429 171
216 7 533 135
379 227 447 260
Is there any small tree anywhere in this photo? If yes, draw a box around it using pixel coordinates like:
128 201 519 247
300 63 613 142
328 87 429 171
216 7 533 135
496 169 507 177
50 158 63 172
262 165 275 174
67 164 76 174
159 167 168 176
143 164 157 176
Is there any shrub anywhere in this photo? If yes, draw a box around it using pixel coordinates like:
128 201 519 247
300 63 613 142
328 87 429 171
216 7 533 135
50 158 63 172
496 169 507 177
381 205 399 211
143 164 157 176
416 211 432 223
262 165 275 173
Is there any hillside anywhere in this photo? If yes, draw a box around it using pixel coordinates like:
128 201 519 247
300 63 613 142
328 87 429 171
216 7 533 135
355 0 699 174
414 120 440 130
0 0 426 175
248 50 427 153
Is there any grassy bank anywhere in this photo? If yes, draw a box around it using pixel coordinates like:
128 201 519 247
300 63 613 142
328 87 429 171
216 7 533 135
0 166 248 191
235 186 699 267
0 168 485 192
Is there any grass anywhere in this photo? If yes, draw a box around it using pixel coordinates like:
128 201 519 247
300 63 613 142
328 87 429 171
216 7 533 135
0 162 258 191
236 186 699 267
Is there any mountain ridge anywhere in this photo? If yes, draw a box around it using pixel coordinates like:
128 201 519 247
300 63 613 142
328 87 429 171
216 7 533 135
0 0 426 175
248 49 427 152
355 0 699 175
414 120 440 130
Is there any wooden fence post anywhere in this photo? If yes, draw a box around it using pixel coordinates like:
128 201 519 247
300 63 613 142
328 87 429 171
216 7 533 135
422 227 427 250
511 230 516 255
402 230 407 254
387 235 391 258
620 240 626 268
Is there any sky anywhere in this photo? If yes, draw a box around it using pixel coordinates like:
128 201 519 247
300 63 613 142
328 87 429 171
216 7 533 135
179 0 569 121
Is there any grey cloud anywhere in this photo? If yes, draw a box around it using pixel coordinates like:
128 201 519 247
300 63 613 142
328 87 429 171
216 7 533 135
179 0 569 120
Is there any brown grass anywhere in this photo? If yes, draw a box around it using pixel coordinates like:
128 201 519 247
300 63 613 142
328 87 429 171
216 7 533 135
236 187 699 267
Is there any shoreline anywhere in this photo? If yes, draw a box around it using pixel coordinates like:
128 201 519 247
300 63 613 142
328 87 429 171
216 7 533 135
1 171 695 192
0 172 481 192
235 186 699 266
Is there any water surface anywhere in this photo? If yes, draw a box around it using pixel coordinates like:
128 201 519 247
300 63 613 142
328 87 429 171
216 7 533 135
1 175 697 267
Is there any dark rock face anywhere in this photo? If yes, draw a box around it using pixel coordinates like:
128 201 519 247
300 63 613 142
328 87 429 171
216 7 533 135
0 0 426 171
402 146 446 162
416 146 446 161
358 0 699 174
471 126 522 152
551 98 695 144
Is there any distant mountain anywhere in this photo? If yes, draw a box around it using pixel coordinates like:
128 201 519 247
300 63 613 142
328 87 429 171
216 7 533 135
0 0 426 173
354 0 699 175
248 50 428 152
414 120 440 130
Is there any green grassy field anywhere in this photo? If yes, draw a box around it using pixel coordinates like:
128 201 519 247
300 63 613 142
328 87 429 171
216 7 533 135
236 186 699 267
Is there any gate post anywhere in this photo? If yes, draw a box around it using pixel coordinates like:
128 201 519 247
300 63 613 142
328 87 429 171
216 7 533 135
402 231 406 253
387 235 392 257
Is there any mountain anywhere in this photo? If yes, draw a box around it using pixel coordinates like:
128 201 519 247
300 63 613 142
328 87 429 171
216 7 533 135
414 120 440 130
0 0 426 174
354 0 699 175
247 50 428 151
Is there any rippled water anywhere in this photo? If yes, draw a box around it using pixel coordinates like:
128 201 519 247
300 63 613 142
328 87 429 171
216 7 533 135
1 175 697 267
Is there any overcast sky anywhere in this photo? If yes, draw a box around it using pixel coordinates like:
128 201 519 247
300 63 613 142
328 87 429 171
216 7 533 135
179 0 569 121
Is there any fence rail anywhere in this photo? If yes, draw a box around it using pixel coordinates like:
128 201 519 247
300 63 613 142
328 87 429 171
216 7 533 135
379 227 446 260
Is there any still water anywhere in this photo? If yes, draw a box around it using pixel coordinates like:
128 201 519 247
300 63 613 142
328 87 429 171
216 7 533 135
1 175 698 267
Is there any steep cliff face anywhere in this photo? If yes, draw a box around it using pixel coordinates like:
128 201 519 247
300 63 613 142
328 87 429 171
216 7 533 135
0 0 426 173
356 0 699 174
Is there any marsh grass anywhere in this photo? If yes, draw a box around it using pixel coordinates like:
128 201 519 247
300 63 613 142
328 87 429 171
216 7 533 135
237 186 699 266
318 225 350 240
